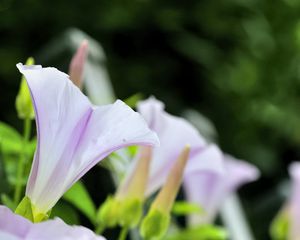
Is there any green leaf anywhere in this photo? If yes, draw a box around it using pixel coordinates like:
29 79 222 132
165 225 228 240
124 93 144 108
0 147 9 193
172 201 203 216
1 194 16 210
0 123 36 187
127 145 138 158
0 121 22 154
51 201 80 225
63 181 96 224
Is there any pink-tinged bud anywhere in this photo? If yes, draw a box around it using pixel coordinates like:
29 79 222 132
117 146 153 200
69 40 88 88
151 145 190 213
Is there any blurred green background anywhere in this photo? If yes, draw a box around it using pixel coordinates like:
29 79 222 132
1 0 300 239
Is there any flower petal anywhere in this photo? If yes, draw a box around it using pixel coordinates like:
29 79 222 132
27 218 106 240
123 97 223 197
17 64 159 213
0 205 106 240
184 154 259 224
0 206 31 238
17 63 93 212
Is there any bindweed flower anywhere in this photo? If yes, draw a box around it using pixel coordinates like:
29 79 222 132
16 64 159 221
140 146 191 240
0 205 106 240
121 97 224 198
184 154 260 225
69 40 88 88
97 97 223 230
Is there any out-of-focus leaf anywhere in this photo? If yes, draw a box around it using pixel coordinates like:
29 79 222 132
1 194 15 210
124 93 144 108
171 33 220 68
1 134 36 187
63 181 96 224
165 225 228 240
106 148 134 182
51 201 80 225
0 147 9 193
127 146 138 158
0 121 22 154
183 109 218 143
172 201 203 216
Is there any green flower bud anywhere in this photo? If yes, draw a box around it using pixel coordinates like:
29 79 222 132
118 198 143 228
97 196 120 228
15 57 35 119
140 209 170 240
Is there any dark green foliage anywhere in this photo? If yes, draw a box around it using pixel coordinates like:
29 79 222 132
1 1 300 239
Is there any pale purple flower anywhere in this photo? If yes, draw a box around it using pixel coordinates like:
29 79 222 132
184 154 260 224
17 64 159 215
0 205 106 240
120 97 224 197
288 162 300 240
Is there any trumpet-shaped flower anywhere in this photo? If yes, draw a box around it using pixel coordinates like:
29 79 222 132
0 205 106 240
16 64 159 217
120 97 224 198
184 154 260 225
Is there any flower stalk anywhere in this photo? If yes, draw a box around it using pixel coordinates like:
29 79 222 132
14 109 32 205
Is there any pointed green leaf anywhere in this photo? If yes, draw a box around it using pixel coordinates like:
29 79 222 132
1 194 16 210
172 201 204 216
0 121 22 154
63 181 96 224
51 201 80 225
165 224 228 240
124 93 144 108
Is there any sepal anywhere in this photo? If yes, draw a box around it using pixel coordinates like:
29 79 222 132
15 196 50 223
140 209 170 240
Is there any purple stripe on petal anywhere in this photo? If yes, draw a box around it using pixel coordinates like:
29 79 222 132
17 64 159 214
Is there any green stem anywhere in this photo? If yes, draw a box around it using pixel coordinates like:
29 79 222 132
14 118 31 205
118 226 129 240
95 224 105 235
